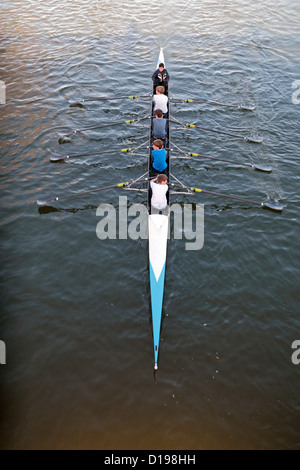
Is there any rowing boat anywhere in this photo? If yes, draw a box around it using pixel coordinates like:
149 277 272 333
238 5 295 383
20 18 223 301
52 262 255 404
36 47 283 372
148 48 170 370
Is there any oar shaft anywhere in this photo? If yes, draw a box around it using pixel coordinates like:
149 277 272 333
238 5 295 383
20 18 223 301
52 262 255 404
79 94 151 102
170 147 271 173
186 152 272 172
169 119 262 143
171 98 255 110
171 183 261 206
58 183 128 201
77 116 150 133
170 119 245 139
57 150 117 159
172 98 237 107
194 188 261 206
75 121 128 132
37 178 148 206
50 146 150 162
171 183 282 212
185 151 252 168
196 126 245 139
62 116 150 136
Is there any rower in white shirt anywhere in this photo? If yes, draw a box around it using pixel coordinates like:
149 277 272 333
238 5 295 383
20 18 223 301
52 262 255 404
150 174 168 210
153 86 168 115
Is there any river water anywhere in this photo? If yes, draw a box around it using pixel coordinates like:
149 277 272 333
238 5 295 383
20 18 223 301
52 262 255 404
0 0 299 450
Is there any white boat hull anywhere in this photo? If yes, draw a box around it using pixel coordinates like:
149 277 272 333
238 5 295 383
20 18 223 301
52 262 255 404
148 213 169 369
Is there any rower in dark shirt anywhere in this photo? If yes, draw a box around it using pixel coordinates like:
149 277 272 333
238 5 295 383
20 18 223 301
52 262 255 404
152 62 170 93
152 109 167 140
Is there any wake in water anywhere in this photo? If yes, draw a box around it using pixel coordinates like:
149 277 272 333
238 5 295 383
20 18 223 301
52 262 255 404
145 0 194 51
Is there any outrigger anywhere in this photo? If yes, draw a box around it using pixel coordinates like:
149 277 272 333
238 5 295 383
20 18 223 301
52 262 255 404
37 48 283 370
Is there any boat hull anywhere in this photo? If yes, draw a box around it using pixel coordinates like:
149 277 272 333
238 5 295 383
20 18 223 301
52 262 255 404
148 213 169 369
148 48 170 369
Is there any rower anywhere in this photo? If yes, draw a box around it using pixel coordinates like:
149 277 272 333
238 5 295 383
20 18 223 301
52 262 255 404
152 62 170 94
151 139 167 174
153 86 168 116
152 109 167 140
150 174 168 214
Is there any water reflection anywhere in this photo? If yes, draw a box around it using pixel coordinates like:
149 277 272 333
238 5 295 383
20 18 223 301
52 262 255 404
1 0 299 451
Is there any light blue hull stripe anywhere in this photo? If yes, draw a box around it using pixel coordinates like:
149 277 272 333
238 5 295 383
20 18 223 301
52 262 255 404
149 261 166 365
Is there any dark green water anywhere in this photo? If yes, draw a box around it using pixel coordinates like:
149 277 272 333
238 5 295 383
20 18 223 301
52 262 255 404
0 0 299 450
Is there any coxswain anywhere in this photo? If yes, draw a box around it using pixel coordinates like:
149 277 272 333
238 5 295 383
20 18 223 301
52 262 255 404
152 62 170 93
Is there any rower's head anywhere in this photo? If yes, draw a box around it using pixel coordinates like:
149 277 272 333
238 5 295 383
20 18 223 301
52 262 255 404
156 86 165 95
152 139 163 150
157 174 168 185
155 109 163 119
158 63 164 72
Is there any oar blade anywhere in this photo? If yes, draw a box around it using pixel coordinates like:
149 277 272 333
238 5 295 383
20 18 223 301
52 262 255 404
58 131 73 138
245 136 263 144
50 154 66 163
69 102 86 108
262 202 284 212
36 196 56 206
254 164 272 173
238 105 256 111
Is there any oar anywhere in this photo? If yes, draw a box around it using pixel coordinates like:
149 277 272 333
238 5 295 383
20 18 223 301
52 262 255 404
70 94 151 106
169 119 262 144
172 150 272 173
60 116 150 137
50 146 149 162
171 97 255 111
36 177 148 206
171 183 283 212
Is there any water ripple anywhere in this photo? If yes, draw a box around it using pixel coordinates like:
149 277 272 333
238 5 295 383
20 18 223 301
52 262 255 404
1 0 299 451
